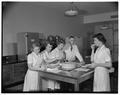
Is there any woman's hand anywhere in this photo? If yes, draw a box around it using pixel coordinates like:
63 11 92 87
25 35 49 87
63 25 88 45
90 63 97 68
39 64 47 71
84 63 96 69
109 67 114 73
91 44 95 50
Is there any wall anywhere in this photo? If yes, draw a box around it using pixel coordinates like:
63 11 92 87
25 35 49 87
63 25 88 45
83 11 118 24
3 2 94 56
83 11 118 62
94 22 118 62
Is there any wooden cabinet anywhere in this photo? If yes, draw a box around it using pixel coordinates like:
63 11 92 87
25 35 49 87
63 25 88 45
3 65 13 86
17 32 45 61
113 23 118 62
2 62 27 86
14 62 27 81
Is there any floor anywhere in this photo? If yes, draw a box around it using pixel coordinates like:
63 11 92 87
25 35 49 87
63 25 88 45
3 66 118 93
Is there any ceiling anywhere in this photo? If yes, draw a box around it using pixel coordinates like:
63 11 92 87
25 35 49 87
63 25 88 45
2 2 118 16
37 2 118 16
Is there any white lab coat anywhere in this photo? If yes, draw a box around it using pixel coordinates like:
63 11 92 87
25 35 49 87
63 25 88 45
64 44 83 62
91 45 111 92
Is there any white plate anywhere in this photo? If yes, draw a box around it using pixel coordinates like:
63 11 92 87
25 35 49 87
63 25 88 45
47 68 61 73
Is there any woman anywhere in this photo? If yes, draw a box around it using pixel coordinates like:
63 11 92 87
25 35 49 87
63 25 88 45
64 36 84 64
41 41 60 91
48 40 65 91
23 43 45 91
42 41 59 64
90 33 112 92
50 40 65 61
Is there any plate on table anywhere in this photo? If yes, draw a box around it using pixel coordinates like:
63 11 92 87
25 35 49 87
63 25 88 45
59 66 76 71
74 67 90 72
47 67 62 73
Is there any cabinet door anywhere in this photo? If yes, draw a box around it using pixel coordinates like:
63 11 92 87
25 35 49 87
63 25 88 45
113 45 118 62
113 28 118 62
14 62 27 81
17 32 43 60
113 31 118 45
3 65 13 86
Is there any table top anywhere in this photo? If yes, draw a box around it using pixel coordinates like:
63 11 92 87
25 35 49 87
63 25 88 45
37 66 94 79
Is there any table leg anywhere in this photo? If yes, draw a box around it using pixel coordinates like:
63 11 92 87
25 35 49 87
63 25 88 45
39 77 42 91
74 82 79 91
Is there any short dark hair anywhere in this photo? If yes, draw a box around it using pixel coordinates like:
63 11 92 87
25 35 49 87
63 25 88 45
93 33 106 44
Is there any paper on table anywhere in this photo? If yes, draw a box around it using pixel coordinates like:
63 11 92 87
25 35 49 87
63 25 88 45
47 68 62 73
75 68 90 72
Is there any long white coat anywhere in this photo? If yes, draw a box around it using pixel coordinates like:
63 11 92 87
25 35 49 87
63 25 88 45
64 44 83 62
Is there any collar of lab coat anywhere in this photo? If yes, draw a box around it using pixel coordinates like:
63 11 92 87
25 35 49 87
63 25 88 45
98 45 105 50
95 45 105 54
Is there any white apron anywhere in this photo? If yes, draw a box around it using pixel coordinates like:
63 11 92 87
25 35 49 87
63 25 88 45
23 52 43 91
93 45 111 92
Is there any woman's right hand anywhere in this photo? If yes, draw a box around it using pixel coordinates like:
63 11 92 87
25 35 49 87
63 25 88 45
39 64 47 71
91 44 95 50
